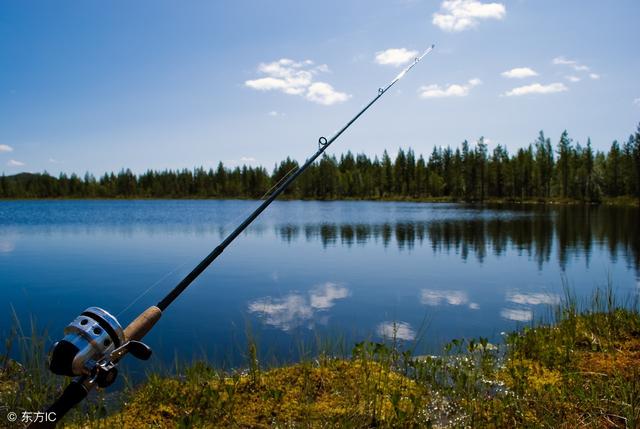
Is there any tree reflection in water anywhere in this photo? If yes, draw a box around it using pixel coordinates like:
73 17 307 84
276 205 639 273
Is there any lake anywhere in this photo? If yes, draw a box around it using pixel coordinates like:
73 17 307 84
1 200 638 371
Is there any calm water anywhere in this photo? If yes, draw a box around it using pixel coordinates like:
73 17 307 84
1 200 638 369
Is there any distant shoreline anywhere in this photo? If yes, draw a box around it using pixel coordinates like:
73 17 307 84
0 196 638 206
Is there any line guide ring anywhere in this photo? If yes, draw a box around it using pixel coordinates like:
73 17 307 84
318 136 328 149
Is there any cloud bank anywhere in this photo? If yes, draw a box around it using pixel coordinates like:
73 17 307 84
432 0 506 32
245 59 350 106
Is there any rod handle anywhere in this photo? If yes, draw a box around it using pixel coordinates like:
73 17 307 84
124 306 162 341
27 379 88 428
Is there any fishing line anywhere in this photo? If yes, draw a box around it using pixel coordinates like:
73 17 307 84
260 164 300 200
116 260 191 318
116 164 301 317
115 198 276 318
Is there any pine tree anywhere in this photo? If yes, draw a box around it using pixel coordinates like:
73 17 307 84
556 130 572 198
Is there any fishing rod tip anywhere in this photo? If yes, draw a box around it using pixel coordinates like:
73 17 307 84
431 43 436 49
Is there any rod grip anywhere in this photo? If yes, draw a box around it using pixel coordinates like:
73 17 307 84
124 306 162 341
27 379 88 428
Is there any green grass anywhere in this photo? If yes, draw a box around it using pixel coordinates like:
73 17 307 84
2 288 640 428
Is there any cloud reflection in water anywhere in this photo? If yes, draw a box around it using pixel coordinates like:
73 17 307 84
420 289 479 310
501 291 560 322
377 321 416 341
0 241 15 253
500 308 533 322
248 282 349 331
507 291 560 306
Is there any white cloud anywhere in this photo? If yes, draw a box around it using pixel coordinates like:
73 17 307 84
375 48 419 67
240 157 256 163
552 56 590 72
305 82 350 106
419 78 481 98
432 0 506 32
501 67 537 79
377 321 416 341
7 159 25 167
48 158 60 163
0 144 13 153
500 308 532 322
589 73 600 80
421 289 469 306
565 75 581 83
552 56 576 66
268 110 279 116
503 82 568 97
245 58 349 106
634 98 640 106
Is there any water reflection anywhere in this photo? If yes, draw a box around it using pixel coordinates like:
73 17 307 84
420 289 479 310
2 201 638 366
377 321 416 341
500 308 534 322
277 205 639 272
506 291 560 306
248 282 349 331
0 240 14 253
500 291 561 323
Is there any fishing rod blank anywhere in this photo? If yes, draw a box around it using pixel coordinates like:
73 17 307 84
32 43 435 428
157 43 435 312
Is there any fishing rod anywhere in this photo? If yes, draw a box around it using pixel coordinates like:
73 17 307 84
29 44 435 428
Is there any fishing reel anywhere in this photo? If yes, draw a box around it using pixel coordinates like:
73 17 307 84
49 307 152 388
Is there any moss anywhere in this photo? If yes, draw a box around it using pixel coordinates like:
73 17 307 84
488 306 640 427
91 359 430 428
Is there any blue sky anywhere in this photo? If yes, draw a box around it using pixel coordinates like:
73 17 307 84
1 0 639 175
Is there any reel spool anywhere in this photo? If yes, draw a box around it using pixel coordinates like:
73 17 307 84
49 307 124 377
49 306 153 388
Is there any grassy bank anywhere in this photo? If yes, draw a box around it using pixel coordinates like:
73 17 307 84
2 289 639 428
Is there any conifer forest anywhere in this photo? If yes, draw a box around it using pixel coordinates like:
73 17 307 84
3 126 639 203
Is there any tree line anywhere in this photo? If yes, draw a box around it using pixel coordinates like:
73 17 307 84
2 124 640 202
